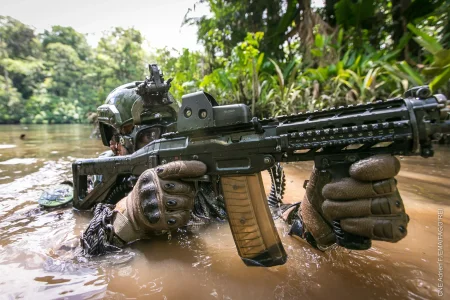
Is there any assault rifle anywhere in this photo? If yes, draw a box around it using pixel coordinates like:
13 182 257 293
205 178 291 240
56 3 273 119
73 86 449 267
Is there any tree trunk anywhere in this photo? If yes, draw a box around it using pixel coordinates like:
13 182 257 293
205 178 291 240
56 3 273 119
325 0 338 27
391 0 420 62
264 0 282 59
441 5 450 48
3 68 9 93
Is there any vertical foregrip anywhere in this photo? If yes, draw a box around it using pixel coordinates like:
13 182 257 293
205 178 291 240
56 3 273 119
221 173 287 267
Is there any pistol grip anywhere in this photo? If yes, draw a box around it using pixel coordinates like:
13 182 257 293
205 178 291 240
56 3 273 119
221 173 287 267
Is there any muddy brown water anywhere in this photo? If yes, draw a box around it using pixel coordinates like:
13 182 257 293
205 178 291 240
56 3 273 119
0 124 448 300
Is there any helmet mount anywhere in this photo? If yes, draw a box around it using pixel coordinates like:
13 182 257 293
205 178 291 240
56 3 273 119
132 64 175 125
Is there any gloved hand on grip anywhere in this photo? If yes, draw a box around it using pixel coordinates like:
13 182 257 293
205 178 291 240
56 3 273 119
290 155 409 249
112 160 207 245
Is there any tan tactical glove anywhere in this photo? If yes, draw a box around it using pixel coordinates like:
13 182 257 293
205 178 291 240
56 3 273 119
112 160 207 245
296 155 409 249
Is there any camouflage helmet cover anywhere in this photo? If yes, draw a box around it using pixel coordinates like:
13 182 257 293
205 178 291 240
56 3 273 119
97 84 139 129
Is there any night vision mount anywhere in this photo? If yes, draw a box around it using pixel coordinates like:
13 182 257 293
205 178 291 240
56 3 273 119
136 64 173 105
132 64 175 125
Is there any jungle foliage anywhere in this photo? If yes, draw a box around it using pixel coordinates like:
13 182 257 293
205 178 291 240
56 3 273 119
1 0 449 123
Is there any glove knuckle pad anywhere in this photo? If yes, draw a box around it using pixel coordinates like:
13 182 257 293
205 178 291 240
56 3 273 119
341 215 408 242
373 178 396 195
160 179 194 195
165 212 191 228
140 195 161 225
138 170 156 189
370 193 404 215
372 216 408 241
137 172 161 224
372 219 394 239
163 194 193 210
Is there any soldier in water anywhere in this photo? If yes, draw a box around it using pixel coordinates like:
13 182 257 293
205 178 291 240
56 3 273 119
78 64 409 255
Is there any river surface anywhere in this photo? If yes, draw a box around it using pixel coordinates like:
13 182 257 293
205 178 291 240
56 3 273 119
0 124 448 300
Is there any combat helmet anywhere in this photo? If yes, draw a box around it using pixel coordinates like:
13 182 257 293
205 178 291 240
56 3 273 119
97 64 179 152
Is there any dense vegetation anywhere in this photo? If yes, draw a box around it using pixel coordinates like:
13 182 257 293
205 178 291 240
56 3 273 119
1 0 449 123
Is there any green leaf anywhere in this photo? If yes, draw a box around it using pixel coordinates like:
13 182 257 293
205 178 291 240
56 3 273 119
335 0 375 28
256 53 265 73
342 50 351 66
283 59 297 81
288 62 301 86
337 28 344 48
422 65 450 76
380 49 401 62
398 61 424 85
336 78 353 89
429 67 450 92
351 55 362 70
347 69 362 88
269 58 285 91
315 33 324 48
363 68 374 89
272 0 297 47
310 49 323 57
336 61 344 74
217 69 233 90
328 64 337 75
432 49 450 68
395 33 412 52
407 23 442 55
